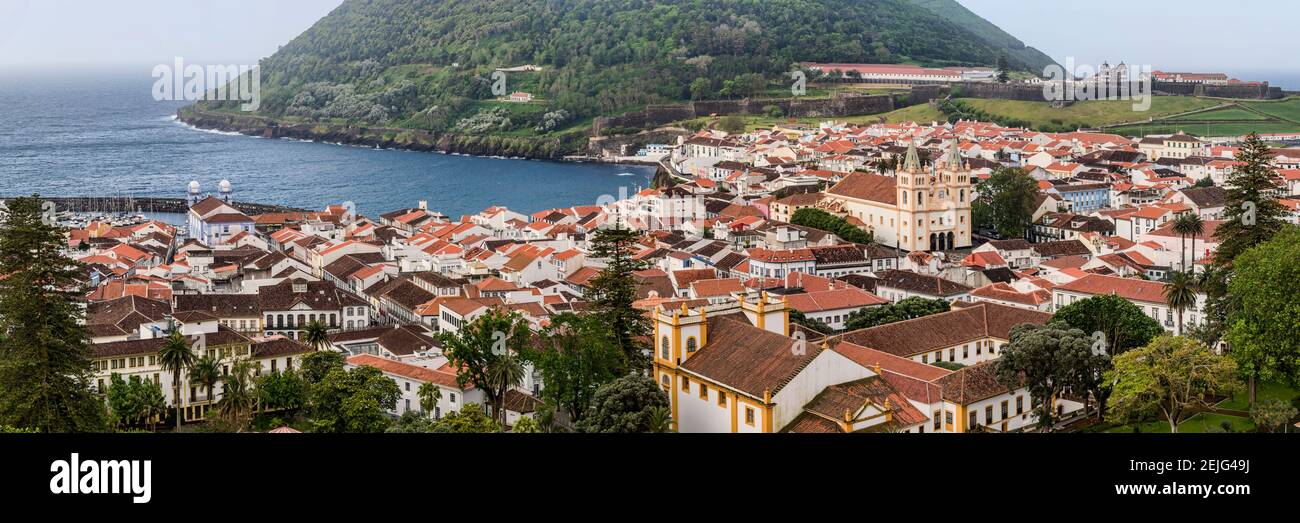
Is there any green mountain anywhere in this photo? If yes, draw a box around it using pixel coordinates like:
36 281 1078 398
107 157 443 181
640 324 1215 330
903 0 1058 72
203 0 1053 135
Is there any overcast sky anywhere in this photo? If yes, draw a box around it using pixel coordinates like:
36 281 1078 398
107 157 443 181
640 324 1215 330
961 0 1292 76
0 0 1293 76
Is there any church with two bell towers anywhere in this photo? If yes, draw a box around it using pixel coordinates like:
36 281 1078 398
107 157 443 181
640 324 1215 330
821 141 973 253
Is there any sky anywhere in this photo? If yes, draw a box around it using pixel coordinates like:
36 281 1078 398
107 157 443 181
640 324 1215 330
0 0 1294 78
961 0 1295 78
0 0 345 69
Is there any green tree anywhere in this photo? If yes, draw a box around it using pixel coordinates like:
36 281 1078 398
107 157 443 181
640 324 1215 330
718 115 746 134
1050 294 1163 355
1163 271 1198 337
689 77 712 101
586 225 652 370
1213 133 1287 267
790 208 873 245
844 297 949 331
1225 225 1300 407
438 308 532 424
1250 399 1297 433
1195 176 1214 188
386 410 436 433
995 323 1093 431
996 54 1010 83
299 350 346 386
430 403 501 433
577 374 670 433
789 310 835 335
158 330 197 430
1105 336 1239 433
215 359 258 431
257 369 308 413
511 416 542 433
0 195 104 432
190 355 222 404
973 167 1038 239
525 313 627 423
105 374 166 431
417 382 442 418
309 365 401 433
302 320 331 350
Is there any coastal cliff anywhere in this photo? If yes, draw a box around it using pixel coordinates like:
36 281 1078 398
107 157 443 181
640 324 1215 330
176 106 589 160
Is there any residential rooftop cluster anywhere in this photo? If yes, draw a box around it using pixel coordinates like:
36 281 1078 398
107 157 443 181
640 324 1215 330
65 116 1300 432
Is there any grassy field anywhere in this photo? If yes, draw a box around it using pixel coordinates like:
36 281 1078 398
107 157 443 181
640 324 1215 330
1217 381 1300 411
1110 121 1300 138
1102 413 1257 433
1242 97 1300 122
1168 107 1271 121
958 97 1222 129
674 101 944 133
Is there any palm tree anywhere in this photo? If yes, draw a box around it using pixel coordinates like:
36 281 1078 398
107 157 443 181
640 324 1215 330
159 330 197 430
1172 214 1203 273
417 382 442 419
486 352 526 426
190 355 222 405
1163 271 1198 336
1185 214 1205 269
302 320 330 351
646 406 677 433
215 360 258 432
137 381 167 432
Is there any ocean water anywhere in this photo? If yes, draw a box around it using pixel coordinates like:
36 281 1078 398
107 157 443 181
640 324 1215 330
0 68 655 218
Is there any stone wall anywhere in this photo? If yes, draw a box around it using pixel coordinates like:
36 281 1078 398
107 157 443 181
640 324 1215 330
592 92 897 135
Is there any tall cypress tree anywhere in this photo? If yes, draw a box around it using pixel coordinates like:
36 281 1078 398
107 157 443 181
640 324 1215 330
1213 133 1287 267
585 224 651 372
0 196 104 432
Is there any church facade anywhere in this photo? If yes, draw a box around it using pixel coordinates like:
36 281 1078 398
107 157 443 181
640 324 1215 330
821 142 973 253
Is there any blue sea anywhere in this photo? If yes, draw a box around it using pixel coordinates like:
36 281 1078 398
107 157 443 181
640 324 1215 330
0 68 655 218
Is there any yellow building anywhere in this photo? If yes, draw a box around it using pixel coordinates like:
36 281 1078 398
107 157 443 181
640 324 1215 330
822 141 972 252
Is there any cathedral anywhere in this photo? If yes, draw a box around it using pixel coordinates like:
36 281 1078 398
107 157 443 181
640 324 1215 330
821 141 973 253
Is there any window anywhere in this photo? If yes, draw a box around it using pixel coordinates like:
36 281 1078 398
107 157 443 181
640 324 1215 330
1016 396 1024 415
921 354 928 364
933 411 941 430
962 345 969 359
934 351 942 362
449 393 457 403
1001 400 1009 420
405 382 410 392
985 405 993 424
949 348 955 361
969 410 978 428
944 411 953 428
661 336 670 359
661 375 670 389
405 399 410 413
686 337 697 353
718 393 727 407
745 407 755 426
699 383 708 399
682 376 690 392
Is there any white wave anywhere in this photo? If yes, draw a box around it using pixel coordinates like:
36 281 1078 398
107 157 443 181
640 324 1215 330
615 172 639 177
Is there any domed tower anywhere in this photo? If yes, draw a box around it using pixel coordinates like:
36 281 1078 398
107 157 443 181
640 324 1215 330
187 181 202 206
219 180 233 203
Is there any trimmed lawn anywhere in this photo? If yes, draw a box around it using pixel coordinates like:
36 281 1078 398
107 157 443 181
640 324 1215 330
1168 107 1270 121
1102 413 1256 433
1243 97 1300 122
1217 381 1300 412
1111 121 1300 137
958 97 1221 128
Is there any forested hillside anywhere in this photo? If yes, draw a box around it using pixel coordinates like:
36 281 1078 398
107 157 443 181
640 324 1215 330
202 0 1048 135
